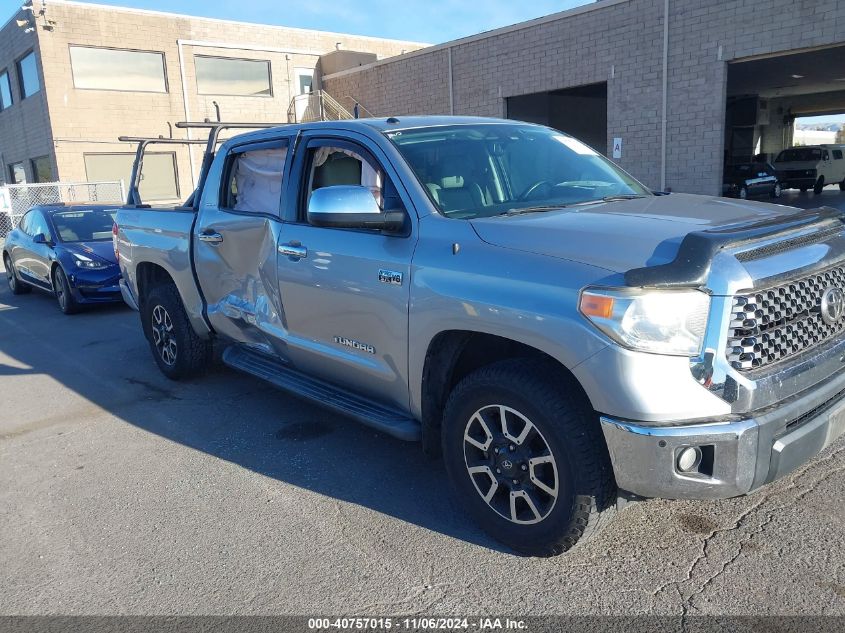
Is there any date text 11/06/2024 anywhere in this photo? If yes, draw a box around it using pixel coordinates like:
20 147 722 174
307 618 528 630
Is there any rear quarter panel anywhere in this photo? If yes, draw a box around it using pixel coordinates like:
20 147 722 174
116 207 211 336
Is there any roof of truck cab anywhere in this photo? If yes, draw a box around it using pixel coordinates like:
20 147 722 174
223 116 539 145
356 116 521 130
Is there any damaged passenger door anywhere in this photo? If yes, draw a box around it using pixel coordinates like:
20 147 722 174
193 136 292 349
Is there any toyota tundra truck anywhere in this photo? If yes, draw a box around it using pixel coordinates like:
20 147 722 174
114 116 845 556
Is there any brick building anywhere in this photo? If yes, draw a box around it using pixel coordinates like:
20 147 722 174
323 0 845 195
0 0 425 198
2 0 845 200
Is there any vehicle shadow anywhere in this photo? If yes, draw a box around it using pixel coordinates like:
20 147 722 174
0 276 505 553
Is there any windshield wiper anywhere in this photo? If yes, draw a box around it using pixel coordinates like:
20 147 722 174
500 205 568 216
600 194 649 202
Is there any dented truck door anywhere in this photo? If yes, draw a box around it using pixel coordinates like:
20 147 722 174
193 136 292 350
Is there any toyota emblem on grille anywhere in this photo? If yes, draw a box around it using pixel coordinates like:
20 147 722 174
820 286 845 325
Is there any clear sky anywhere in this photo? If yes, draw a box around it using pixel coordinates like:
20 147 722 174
796 114 845 125
4 0 590 44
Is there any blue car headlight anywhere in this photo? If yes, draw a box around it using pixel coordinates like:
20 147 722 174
73 254 109 270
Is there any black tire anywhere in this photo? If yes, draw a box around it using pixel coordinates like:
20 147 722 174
739 186 748 200
839 179 844 192
771 182 782 199
3 254 32 295
53 267 80 314
800 186 808 193
441 359 616 557
142 283 211 380
813 176 825 195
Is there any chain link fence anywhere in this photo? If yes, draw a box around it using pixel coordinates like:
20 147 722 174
0 181 125 239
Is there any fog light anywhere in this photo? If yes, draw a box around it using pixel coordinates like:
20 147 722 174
677 447 702 473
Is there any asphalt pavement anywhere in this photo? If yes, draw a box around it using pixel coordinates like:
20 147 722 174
1 189 844 617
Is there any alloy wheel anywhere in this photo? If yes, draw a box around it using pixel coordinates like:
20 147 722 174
5 257 16 292
54 270 67 311
151 304 178 366
463 404 559 525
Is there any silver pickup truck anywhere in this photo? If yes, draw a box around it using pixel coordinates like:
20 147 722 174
115 116 845 556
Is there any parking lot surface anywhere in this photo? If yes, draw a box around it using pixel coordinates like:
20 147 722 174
2 190 845 617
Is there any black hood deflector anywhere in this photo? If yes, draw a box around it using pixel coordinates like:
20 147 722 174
624 206 845 288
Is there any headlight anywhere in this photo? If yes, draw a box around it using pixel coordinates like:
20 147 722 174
579 287 710 356
73 254 109 269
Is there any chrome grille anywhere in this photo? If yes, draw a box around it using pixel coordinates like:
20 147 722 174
726 264 845 371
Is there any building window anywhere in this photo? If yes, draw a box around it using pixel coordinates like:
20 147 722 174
69 46 167 93
16 51 40 98
30 156 54 183
194 56 272 96
9 162 26 184
0 70 12 110
83 152 179 201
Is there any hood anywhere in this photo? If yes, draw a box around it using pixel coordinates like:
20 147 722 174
61 240 117 265
469 193 801 273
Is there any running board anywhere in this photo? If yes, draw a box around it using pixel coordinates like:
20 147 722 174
222 346 421 442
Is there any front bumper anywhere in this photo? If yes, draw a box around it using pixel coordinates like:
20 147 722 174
67 269 123 304
780 177 816 189
600 367 845 499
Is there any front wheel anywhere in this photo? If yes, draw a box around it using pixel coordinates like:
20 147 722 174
814 176 825 195
53 266 79 314
441 359 616 557
739 185 748 200
142 283 212 380
839 179 844 192
771 182 782 199
4 254 31 295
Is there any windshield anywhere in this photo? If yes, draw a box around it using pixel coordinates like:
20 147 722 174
386 123 650 219
49 209 116 242
777 148 821 162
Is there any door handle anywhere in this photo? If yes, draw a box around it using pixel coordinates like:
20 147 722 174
198 231 223 244
278 242 307 259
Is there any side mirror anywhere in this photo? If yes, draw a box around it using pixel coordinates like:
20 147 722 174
307 185 405 232
33 233 48 245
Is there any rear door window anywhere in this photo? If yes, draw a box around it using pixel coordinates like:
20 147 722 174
221 140 289 215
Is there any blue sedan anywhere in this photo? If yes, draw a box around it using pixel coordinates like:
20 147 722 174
2 205 122 314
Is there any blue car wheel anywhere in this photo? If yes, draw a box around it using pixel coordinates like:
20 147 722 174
4 254 32 296
53 266 80 315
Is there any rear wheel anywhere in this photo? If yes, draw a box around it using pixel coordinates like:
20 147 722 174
142 283 211 380
771 182 782 199
441 359 616 557
53 267 79 314
814 176 825 195
4 254 31 295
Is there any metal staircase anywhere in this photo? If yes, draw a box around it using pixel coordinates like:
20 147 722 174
286 90 375 123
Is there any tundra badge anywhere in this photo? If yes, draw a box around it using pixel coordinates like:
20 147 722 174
333 336 376 354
